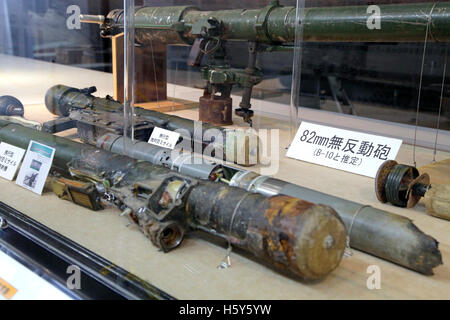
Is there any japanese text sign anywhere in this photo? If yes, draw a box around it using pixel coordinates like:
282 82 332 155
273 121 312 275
148 127 180 150
286 122 402 177
0 143 26 181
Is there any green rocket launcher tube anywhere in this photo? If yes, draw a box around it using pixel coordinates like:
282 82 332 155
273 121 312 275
44 85 259 166
0 119 348 281
81 2 450 44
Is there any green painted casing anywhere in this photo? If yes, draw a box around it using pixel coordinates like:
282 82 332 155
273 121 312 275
107 2 450 44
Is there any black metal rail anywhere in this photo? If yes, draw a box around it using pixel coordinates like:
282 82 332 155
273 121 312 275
0 201 175 300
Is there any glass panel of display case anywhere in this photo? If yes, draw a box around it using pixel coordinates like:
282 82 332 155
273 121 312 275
1 0 449 301
290 0 450 153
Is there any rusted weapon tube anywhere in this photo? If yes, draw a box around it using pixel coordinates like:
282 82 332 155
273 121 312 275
95 133 442 275
229 171 443 275
81 2 450 43
0 119 347 281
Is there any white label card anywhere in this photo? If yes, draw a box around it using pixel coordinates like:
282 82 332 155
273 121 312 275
0 143 26 181
16 141 55 195
148 127 180 150
286 122 403 178
0 251 71 300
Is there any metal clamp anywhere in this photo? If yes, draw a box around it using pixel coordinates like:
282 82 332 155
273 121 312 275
344 205 371 257
218 193 250 269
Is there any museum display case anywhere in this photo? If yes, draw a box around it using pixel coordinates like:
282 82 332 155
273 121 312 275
0 0 449 300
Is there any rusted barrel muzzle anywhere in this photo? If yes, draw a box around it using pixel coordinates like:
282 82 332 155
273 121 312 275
187 183 347 280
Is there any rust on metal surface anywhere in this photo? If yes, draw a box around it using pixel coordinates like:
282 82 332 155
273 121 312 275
407 173 430 208
263 195 315 225
253 195 347 280
186 183 347 280
199 93 233 125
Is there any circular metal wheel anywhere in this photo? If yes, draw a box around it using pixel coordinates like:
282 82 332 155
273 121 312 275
375 160 422 207
375 160 398 203
0 96 24 117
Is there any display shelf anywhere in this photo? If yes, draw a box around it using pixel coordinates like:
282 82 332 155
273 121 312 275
0 56 449 299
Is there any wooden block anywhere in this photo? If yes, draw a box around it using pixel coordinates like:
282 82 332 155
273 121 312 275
137 98 199 113
419 158 450 220
419 158 450 185
424 184 450 220
112 33 167 103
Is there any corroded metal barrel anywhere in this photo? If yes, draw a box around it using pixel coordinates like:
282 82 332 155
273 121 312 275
0 119 347 280
84 2 450 43
187 184 347 280
229 170 443 275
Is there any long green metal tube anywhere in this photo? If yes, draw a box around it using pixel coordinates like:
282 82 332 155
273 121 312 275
302 2 450 42
89 2 450 43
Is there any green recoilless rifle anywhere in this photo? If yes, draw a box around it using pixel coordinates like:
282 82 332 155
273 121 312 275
0 119 347 281
81 1 450 124
44 84 259 166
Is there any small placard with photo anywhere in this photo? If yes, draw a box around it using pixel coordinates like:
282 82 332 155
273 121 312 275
16 141 55 195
